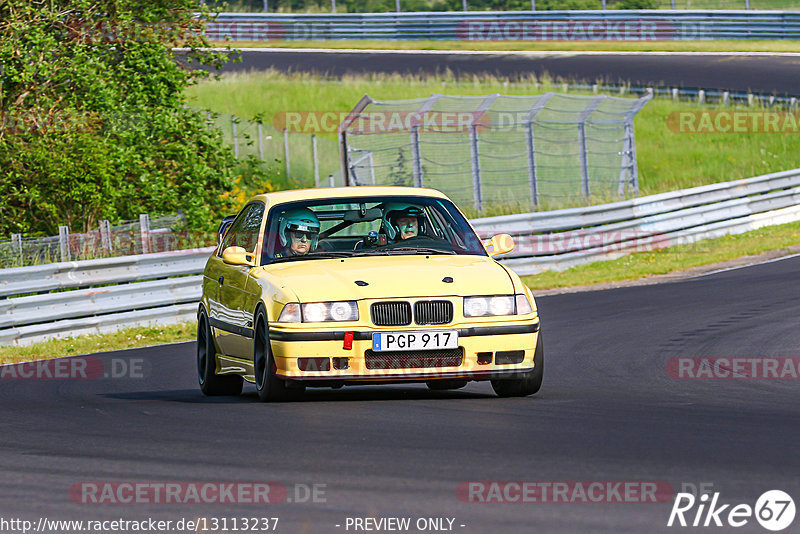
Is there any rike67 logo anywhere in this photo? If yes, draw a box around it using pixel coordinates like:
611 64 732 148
668 490 795 531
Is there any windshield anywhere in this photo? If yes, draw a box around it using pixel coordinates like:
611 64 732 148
262 195 487 264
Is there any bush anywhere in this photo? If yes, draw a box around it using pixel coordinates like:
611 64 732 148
0 0 266 236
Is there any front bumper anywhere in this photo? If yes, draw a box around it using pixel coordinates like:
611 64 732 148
268 321 540 383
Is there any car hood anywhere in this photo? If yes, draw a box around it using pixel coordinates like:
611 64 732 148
258 254 514 302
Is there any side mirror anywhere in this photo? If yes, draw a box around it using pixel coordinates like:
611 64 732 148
222 246 255 267
484 234 515 257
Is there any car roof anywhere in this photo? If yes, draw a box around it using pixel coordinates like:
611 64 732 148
250 186 451 207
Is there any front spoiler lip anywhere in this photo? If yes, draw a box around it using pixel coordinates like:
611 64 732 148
276 365 535 382
269 321 539 342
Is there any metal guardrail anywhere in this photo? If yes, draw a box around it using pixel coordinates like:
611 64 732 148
471 168 800 274
207 11 800 41
2 169 800 345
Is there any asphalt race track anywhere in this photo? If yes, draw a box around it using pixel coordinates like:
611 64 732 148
224 49 800 95
2 256 799 533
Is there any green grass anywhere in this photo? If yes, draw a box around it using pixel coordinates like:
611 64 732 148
217 39 800 53
522 219 800 290
186 70 800 201
0 323 196 365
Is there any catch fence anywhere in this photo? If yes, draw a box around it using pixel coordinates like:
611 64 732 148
339 92 650 211
0 215 194 269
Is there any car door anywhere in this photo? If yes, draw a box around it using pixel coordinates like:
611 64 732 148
212 201 265 358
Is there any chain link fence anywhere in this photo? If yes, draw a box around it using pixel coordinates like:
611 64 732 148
206 111 344 188
0 215 198 269
340 92 650 211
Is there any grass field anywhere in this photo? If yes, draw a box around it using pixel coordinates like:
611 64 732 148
186 70 800 201
0 323 196 365
217 39 800 53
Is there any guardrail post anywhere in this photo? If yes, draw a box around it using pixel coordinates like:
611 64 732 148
312 134 320 187
257 122 264 160
11 234 22 265
698 90 705 105
58 226 70 262
672 88 679 101
206 111 212 131
283 128 291 180
791 98 797 110
723 92 730 106
100 220 112 253
232 115 239 157
139 214 151 255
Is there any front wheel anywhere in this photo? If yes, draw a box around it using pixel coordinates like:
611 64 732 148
197 309 243 396
254 310 305 402
491 333 543 398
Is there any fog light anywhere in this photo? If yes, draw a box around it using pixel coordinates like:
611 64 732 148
332 357 349 370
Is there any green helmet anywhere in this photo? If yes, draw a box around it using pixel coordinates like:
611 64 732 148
382 203 425 241
278 207 320 249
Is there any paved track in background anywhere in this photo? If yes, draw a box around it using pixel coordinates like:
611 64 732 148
224 49 800 95
2 256 799 533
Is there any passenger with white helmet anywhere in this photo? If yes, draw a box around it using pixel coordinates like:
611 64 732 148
382 203 426 242
276 207 320 257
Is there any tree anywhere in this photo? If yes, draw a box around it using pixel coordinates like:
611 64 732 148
0 0 255 236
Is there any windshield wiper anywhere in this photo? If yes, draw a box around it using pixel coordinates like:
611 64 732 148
271 251 354 262
372 247 456 256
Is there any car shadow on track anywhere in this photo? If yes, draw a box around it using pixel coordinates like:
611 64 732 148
102 385 505 403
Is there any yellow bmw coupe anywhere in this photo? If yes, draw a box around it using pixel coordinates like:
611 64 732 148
197 187 542 401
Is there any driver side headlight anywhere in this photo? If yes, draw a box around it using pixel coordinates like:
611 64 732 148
277 301 359 323
463 294 533 317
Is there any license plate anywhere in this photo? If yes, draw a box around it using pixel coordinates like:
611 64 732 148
372 331 458 352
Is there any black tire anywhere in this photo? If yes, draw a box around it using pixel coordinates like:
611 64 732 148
491 332 544 398
426 379 468 391
253 309 305 402
197 309 243 396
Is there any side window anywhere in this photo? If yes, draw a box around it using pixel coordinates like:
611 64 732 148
218 202 265 255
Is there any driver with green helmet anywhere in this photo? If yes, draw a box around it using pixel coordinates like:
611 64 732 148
276 207 320 257
382 203 425 242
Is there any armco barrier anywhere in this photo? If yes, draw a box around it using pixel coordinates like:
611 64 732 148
206 11 800 42
471 168 800 275
3 169 800 345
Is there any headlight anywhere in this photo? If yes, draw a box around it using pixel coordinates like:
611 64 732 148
464 295 533 317
277 301 359 323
